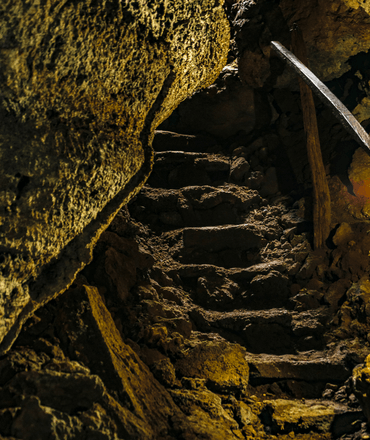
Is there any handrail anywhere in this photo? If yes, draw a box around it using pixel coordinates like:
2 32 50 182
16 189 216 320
271 40 370 152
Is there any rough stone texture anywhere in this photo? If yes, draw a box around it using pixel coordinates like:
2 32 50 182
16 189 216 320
234 0 370 88
4 1 370 438
0 0 230 353
264 398 335 433
160 65 257 138
53 283 193 439
329 148 370 222
2 122 370 438
174 340 249 393
353 354 370 424
169 387 243 439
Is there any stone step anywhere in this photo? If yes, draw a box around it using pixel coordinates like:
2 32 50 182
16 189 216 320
130 184 261 229
260 399 364 438
178 224 268 268
164 261 295 311
245 348 351 383
153 130 217 152
165 260 289 284
189 307 328 355
147 151 231 189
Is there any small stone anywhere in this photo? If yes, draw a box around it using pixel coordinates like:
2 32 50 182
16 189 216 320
232 146 248 157
230 157 250 182
151 358 178 388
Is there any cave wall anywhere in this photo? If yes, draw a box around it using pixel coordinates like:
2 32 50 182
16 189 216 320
0 0 230 353
161 0 370 139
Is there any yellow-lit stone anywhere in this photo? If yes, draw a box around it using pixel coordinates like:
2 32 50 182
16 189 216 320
0 0 230 353
264 399 335 432
175 340 249 392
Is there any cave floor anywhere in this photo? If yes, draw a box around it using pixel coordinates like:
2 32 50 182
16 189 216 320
3 131 370 439
120 131 370 438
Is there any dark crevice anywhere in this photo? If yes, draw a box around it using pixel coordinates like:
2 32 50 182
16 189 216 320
15 175 30 200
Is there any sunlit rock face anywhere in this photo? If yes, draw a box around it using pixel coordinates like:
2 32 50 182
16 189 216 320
0 0 230 353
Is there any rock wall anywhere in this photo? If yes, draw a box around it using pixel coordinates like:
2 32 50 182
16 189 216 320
161 0 370 144
0 0 230 353
236 0 370 88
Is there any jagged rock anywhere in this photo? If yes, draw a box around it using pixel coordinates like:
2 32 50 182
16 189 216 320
50 283 195 439
233 0 370 89
174 340 249 393
0 347 150 439
245 349 351 383
353 354 370 424
353 96 370 123
261 398 363 437
333 223 355 247
0 0 230 353
331 148 370 221
169 388 243 439
324 280 351 312
335 276 370 340
82 230 154 302
229 157 251 183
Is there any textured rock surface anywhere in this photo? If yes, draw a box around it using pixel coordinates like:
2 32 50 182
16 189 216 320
235 0 370 88
4 0 370 438
174 340 249 393
2 130 370 438
330 148 370 221
0 0 230 353
353 354 370 424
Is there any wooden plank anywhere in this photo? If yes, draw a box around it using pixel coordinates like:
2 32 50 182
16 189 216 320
290 27 331 249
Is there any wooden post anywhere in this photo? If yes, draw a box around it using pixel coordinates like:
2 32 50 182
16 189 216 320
291 27 331 249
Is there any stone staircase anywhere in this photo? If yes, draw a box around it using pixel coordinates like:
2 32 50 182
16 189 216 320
128 130 367 438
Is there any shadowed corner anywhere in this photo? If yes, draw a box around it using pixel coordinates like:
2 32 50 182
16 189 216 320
330 140 358 197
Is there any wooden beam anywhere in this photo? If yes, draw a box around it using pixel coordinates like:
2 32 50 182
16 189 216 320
290 27 331 249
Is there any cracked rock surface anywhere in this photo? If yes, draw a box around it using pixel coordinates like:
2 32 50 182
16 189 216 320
0 0 229 352
2 127 370 439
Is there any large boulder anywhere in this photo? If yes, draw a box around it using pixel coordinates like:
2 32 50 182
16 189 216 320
0 0 230 353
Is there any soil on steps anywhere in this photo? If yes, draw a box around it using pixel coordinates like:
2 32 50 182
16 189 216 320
108 131 370 438
2 130 370 439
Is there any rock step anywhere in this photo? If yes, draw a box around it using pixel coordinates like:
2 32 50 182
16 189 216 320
164 260 288 283
189 307 329 354
146 149 279 197
260 399 364 438
153 130 217 153
178 224 269 268
246 349 351 383
163 261 293 311
147 151 230 189
130 184 261 229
